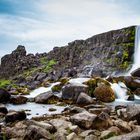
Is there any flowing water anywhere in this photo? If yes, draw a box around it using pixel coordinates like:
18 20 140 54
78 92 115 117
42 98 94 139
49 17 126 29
111 26 140 102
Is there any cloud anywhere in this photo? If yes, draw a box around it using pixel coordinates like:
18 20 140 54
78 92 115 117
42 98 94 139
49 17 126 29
0 0 140 56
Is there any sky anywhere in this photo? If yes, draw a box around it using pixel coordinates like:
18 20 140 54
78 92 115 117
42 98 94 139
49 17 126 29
0 0 140 57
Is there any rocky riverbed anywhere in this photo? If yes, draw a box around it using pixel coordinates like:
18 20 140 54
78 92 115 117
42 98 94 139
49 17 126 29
1 71 140 139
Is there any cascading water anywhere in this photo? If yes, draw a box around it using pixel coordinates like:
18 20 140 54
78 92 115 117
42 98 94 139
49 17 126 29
111 26 140 100
129 25 140 73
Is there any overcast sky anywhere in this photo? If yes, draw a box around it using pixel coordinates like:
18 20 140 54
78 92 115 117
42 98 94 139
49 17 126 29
0 0 140 57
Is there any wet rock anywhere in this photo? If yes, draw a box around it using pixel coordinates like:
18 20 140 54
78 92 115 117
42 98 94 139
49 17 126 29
23 125 51 140
70 111 97 129
76 92 93 105
68 125 81 134
127 94 134 101
0 104 8 114
10 95 28 104
5 111 26 123
53 132 67 140
35 72 47 81
131 68 140 77
62 83 88 102
0 88 11 103
35 91 59 104
68 68 77 78
126 104 140 124
94 84 115 102
69 106 86 114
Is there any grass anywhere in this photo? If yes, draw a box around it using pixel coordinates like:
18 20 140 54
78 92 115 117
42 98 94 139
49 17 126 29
0 79 11 88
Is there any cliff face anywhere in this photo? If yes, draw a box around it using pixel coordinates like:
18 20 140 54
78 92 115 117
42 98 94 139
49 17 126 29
0 26 135 79
46 26 135 76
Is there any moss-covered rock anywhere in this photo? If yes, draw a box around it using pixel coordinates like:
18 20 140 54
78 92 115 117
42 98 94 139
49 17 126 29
94 84 115 102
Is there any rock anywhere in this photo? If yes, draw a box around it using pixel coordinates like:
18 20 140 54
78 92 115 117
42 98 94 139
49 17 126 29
76 92 93 105
28 120 56 133
127 94 134 101
113 119 132 133
89 107 110 115
68 125 81 134
108 126 140 140
49 119 72 130
85 134 98 140
93 112 112 130
0 104 8 114
68 68 77 77
23 125 51 140
131 68 140 77
48 108 56 112
0 88 11 103
35 72 47 81
134 88 140 95
62 83 88 102
126 104 140 124
10 95 28 104
80 130 101 138
94 84 115 102
35 91 59 104
66 132 77 140
101 130 117 139
69 106 86 114
53 132 67 140
108 126 121 135
5 111 26 123
70 111 97 129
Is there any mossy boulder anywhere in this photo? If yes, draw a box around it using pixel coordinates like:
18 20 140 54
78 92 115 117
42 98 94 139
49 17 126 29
94 84 115 102
83 78 110 97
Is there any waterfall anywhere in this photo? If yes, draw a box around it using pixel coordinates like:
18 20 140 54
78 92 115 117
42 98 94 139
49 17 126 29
129 25 140 73
111 82 127 100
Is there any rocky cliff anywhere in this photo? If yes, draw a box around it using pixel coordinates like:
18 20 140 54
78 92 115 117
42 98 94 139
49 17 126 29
0 26 135 79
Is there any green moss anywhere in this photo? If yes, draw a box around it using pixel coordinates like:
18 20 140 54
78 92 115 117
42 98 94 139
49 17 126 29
51 84 62 92
83 79 97 97
42 59 57 73
0 79 11 88
48 108 56 112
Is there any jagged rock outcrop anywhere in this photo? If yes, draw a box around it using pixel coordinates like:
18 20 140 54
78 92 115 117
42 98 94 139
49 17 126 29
0 45 40 78
0 26 135 79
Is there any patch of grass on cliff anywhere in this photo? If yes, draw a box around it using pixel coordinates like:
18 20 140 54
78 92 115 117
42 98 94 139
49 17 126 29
0 79 11 88
42 59 57 73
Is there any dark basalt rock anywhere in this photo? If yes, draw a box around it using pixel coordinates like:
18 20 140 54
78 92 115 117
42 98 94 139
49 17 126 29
5 111 26 123
0 88 11 103
131 68 140 77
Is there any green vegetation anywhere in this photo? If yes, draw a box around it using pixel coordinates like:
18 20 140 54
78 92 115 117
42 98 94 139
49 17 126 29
0 79 11 88
51 84 62 92
48 107 56 112
40 57 56 73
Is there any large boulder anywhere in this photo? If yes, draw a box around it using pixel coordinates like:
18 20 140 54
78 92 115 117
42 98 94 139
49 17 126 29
23 125 51 140
62 83 88 102
35 91 59 104
0 88 11 103
126 104 140 124
70 111 97 129
5 111 26 123
10 95 28 104
76 92 94 105
94 84 115 102
131 68 140 77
